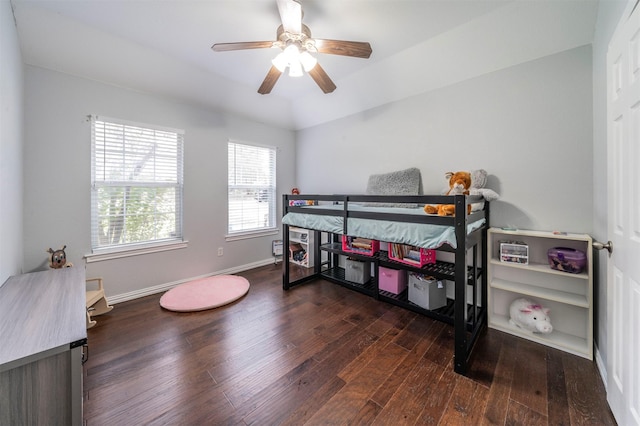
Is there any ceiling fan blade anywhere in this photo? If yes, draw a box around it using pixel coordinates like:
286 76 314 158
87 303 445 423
211 41 276 52
258 66 283 95
313 39 372 59
276 0 302 34
307 63 336 94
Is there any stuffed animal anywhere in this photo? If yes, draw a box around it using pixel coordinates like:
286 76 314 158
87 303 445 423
424 169 500 216
468 169 499 211
424 171 472 216
509 298 553 334
47 245 73 269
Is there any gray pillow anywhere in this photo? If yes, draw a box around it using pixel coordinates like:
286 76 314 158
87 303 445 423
364 167 422 208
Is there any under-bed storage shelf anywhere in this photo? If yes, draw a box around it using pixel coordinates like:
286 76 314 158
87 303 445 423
322 243 481 284
378 251 484 328
378 251 481 284
487 228 593 360
319 244 484 324
320 266 377 296
320 243 484 312
319 242 376 295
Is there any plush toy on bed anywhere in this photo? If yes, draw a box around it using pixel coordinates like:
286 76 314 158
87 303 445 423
424 171 472 216
468 169 499 211
424 169 499 216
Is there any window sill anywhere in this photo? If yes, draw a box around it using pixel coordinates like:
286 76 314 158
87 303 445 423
225 229 278 242
85 240 189 263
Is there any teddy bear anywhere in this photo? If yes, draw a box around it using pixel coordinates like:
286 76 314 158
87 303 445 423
424 171 472 216
468 169 499 211
424 169 499 216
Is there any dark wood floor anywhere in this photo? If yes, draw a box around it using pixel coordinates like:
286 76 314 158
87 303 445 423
83 264 616 425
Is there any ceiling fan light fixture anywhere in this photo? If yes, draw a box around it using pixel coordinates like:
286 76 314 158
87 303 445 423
288 59 303 77
299 51 317 72
283 44 299 61
272 43 308 77
271 51 288 72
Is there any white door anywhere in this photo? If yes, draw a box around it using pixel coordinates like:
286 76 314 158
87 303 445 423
606 1 640 425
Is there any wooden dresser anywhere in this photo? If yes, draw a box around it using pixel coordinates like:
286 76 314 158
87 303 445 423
0 267 87 425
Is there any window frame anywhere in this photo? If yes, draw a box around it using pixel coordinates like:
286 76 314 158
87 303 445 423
226 139 278 240
88 115 185 260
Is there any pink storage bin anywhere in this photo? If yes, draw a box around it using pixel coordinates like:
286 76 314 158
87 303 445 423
342 235 380 257
378 267 407 295
388 243 436 267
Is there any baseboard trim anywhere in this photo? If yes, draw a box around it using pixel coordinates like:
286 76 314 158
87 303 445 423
594 343 608 392
106 258 277 305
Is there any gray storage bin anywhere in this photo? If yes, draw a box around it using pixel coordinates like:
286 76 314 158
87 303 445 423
345 258 371 284
408 273 446 310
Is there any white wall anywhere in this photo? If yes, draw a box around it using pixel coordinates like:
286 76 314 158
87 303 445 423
591 0 629 379
22 66 296 299
0 0 24 284
297 46 593 234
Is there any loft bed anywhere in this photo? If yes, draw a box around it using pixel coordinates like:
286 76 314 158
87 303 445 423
281 193 489 375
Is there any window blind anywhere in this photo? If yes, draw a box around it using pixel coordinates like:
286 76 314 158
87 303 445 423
227 141 276 234
91 116 184 251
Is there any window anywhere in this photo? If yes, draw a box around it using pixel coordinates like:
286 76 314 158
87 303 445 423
91 116 184 252
227 140 276 236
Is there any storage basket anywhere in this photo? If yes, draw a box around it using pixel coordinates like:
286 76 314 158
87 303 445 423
388 243 436 267
548 247 586 274
342 236 380 257
499 241 529 265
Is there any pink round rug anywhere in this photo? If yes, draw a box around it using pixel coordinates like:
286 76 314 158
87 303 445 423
160 275 250 312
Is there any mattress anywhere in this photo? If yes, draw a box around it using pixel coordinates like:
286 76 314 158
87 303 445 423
282 204 485 249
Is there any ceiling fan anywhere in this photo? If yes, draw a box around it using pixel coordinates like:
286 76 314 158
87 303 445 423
211 0 372 95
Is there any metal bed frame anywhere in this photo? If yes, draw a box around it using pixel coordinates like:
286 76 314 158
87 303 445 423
282 193 489 375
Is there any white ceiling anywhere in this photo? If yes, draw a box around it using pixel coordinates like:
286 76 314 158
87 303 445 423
10 0 599 130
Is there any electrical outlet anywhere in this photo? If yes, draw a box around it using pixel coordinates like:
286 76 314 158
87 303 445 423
217 247 224 256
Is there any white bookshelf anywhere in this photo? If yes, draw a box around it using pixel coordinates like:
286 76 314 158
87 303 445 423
487 228 593 359
289 227 314 268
